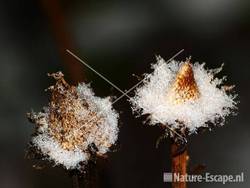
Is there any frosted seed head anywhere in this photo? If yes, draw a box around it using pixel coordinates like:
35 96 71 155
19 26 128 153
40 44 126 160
167 60 200 104
27 72 119 170
131 57 238 139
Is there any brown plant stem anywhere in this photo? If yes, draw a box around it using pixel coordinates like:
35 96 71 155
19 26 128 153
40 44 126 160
85 161 98 188
171 142 188 188
40 0 84 83
72 173 80 188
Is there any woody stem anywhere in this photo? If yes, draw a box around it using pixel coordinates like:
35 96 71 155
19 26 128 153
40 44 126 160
171 142 188 188
84 161 98 188
72 173 80 188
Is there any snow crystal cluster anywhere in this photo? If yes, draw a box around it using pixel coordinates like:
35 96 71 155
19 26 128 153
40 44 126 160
131 57 237 134
28 72 119 170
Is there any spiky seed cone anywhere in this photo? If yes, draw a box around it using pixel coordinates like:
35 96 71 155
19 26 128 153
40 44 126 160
168 60 200 104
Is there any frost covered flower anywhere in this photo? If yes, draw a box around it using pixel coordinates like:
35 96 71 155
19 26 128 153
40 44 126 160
27 72 119 170
131 57 237 140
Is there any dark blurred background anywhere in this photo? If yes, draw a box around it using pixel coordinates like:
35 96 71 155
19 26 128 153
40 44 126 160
0 0 250 188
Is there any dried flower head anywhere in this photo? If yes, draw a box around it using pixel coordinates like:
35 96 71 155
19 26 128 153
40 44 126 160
167 59 200 104
27 72 119 170
131 57 237 140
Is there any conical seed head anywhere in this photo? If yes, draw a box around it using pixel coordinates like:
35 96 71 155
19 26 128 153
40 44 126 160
167 60 200 104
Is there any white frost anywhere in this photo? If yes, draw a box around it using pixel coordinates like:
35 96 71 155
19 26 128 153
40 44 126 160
77 83 119 154
33 134 89 170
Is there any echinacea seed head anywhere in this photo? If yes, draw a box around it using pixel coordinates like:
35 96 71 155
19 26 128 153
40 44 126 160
131 56 237 135
167 59 200 104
